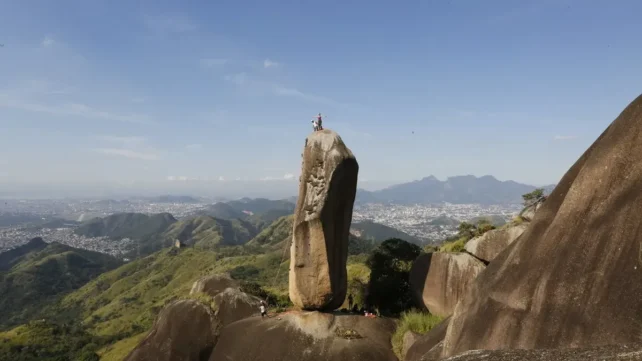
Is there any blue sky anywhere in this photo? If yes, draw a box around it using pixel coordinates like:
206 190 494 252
1 0 641 196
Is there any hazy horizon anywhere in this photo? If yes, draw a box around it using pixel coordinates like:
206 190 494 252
0 173 557 200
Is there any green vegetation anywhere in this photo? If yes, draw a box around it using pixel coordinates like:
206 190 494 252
511 215 525 225
391 310 444 359
0 242 121 331
60 248 241 339
162 216 258 249
439 238 466 252
0 320 101 361
97 333 146 361
194 202 247 220
423 244 439 253
522 188 546 207
345 260 370 309
456 219 495 240
348 235 377 255
239 281 292 311
351 220 423 245
470 215 507 227
366 238 422 316
437 219 498 253
74 212 177 240
0 237 48 271
246 215 293 250
195 199 294 226
1 204 420 358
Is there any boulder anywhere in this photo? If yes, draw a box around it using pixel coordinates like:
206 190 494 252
124 299 220 361
289 129 359 310
438 343 642 361
402 331 422 361
409 252 485 317
519 201 543 221
191 274 262 326
442 94 642 357
190 274 238 297
406 316 451 361
464 223 528 263
212 287 262 326
209 311 397 361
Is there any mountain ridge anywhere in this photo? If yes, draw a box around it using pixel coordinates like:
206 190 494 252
357 174 556 205
0 239 121 330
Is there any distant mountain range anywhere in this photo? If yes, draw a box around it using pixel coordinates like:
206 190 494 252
357 175 556 205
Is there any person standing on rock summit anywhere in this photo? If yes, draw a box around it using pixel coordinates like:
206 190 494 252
311 113 324 131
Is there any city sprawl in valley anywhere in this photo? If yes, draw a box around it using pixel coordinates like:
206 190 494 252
0 195 524 255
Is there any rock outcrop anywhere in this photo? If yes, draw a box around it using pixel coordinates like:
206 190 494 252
464 223 528 263
190 273 238 297
406 317 451 361
209 311 397 361
124 300 220 361
441 94 642 358
519 201 543 221
436 343 642 361
289 129 359 310
409 252 485 317
402 331 422 361
190 274 262 326
211 287 262 326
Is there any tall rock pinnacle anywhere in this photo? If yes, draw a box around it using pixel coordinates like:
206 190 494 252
289 129 359 310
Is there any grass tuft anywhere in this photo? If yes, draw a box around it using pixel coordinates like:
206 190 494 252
391 310 443 360
439 237 466 253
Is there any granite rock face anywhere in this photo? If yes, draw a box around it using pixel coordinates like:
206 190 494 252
442 94 642 357
289 129 359 310
209 311 397 361
464 223 528 263
124 300 220 361
409 252 485 317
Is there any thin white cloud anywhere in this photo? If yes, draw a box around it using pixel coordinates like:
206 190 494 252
41 36 54 48
218 176 225 181
261 173 297 181
272 85 340 106
130 96 147 103
201 58 228 68
185 143 203 150
223 72 343 107
553 135 577 141
93 148 159 161
143 14 196 33
13 79 73 96
224 73 248 86
97 135 147 145
94 135 160 161
0 94 155 125
264 59 280 68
